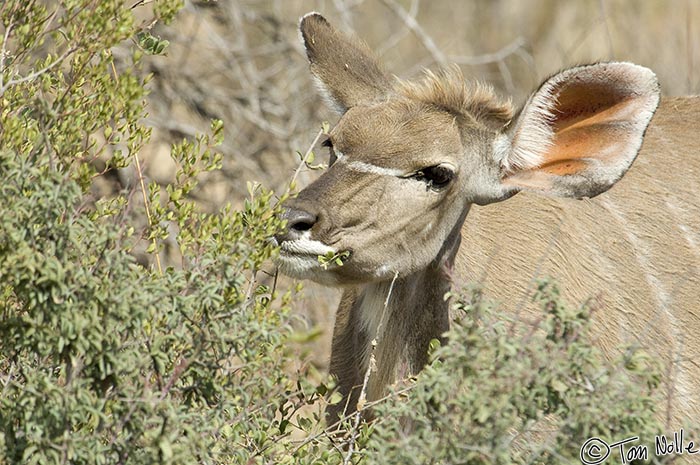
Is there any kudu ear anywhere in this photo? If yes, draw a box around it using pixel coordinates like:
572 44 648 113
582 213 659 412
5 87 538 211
491 62 660 199
300 12 393 113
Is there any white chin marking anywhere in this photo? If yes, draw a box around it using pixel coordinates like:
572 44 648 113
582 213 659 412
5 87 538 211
276 232 339 284
279 233 336 256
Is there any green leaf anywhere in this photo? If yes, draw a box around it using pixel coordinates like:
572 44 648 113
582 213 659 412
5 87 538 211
550 378 568 393
159 438 173 461
298 416 313 431
328 391 344 405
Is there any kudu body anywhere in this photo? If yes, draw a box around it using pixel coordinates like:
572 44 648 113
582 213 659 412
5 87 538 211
276 13 700 426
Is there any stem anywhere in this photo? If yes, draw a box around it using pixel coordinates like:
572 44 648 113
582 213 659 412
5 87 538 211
108 52 162 274
289 128 325 191
343 271 399 465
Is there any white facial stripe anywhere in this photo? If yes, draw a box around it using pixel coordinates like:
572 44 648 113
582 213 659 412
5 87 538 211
345 160 405 177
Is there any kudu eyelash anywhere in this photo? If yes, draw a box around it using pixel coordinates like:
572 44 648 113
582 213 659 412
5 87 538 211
410 165 455 190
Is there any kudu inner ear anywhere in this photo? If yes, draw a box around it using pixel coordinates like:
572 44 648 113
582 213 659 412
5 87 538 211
300 12 393 113
497 62 660 199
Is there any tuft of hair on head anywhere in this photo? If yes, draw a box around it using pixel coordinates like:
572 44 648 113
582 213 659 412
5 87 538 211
396 66 514 129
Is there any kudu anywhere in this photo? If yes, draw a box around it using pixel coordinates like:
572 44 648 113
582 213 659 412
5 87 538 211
276 13 700 426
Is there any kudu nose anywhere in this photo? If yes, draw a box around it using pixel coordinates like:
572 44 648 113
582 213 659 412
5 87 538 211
275 206 318 244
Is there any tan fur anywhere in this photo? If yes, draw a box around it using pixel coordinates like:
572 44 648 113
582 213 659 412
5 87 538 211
279 14 700 430
457 96 700 426
396 67 514 128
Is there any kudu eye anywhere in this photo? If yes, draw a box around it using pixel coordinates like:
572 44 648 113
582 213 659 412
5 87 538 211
415 165 455 190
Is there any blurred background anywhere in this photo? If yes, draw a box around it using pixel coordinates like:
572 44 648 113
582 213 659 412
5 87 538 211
125 0 699 367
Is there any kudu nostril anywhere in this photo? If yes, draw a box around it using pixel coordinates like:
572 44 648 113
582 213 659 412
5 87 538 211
290 218 315 232
275 207 318 244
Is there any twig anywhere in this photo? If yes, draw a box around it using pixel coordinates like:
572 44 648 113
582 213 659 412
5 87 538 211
0 45 76 98
38 6 60 38
133 151 163 274
376 0 420 56
687 0 695 93
449 36 526 66
107 55 163 274
0 21 13 91
333 0 355 30
379 0 448 67
160 357 190 400
379 0 524 80
343 271 399 465
244 270 258 307
498 60 515 95
230 3 262 116
288 128 325 191
509 216 564 330
1 362 15 398
290 383 416 458
130 0 151 9
598 0 615 58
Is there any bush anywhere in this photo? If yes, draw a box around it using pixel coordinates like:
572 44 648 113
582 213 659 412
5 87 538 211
0 2 303 463
361 283 667 465
0 2 667 464
0 147 291 464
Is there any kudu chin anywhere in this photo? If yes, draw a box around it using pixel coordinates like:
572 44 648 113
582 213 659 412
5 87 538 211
276 12 700 428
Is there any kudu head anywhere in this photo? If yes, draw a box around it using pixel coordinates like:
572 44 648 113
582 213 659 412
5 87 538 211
276 12 660 286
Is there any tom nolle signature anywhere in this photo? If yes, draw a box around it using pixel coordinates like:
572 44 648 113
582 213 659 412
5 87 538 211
580 429 698 464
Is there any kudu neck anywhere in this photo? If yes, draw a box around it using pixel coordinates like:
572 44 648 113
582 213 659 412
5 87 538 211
352 206 468 401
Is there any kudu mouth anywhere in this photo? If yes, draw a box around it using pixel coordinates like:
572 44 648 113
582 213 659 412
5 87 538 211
274 204 351 283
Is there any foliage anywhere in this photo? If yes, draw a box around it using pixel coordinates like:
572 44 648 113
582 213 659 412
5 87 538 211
359 282 668 465
0 1 307 464
0 2 668 464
